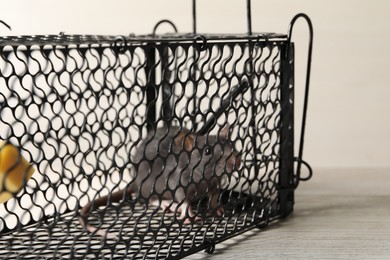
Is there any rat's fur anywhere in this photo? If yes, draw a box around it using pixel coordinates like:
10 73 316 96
79 125 240 239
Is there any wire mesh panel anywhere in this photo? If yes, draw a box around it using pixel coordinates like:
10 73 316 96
0 33 297 259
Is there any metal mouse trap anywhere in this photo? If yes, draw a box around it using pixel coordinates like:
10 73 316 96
0 1 313 259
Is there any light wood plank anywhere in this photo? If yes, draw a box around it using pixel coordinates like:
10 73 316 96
188 169 390 259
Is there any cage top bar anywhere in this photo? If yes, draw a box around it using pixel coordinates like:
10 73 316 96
0 33 287 48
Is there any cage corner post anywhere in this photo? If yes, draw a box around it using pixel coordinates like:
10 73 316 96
278 41 295 217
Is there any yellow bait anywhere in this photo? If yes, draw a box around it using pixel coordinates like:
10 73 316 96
0 141 35 204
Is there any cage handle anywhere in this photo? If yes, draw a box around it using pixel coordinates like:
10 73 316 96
286 13 314 187
192 0 253 35
152 19 178 35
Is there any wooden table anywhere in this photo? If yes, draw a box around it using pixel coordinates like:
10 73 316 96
188 169 390 259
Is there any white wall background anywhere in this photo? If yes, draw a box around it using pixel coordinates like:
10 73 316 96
1 0 389 170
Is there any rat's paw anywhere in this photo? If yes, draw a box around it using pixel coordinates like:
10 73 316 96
183 216 202 224
176 202 202 224
209 206 224 217
216 206 224 217
159 200 178 212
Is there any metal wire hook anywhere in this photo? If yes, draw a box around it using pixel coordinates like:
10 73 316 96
293 157 313 188
286 13 314 184
256 33 269 43
113 35 128 54
0 20 12 31
193 34 207 51
152 19 178 36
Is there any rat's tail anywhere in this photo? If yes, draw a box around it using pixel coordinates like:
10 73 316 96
78 187 134 239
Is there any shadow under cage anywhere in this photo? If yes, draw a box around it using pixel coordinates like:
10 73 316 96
0 3 313 259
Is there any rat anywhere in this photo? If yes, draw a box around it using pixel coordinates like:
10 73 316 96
79 124 240 239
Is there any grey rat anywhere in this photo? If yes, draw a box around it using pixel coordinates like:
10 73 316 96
79 124 240 239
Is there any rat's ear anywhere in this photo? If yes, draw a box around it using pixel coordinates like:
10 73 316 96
220 123 230 139
175 131 195 151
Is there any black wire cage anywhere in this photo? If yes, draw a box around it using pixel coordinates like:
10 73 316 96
0 1 313 259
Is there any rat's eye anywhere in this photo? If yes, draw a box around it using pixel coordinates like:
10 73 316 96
204 147 212 155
